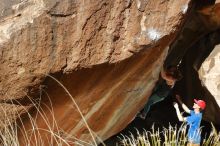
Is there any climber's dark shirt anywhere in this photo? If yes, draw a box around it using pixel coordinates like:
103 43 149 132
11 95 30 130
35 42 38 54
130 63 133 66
140 80 173 117
153 80 173 98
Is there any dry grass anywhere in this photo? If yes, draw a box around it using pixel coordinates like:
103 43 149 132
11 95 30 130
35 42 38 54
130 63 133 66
0 74 105 146
119 124 220 146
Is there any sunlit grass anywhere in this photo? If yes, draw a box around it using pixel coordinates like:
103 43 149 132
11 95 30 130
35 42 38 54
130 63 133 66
119 124 220 146
202 123 220 146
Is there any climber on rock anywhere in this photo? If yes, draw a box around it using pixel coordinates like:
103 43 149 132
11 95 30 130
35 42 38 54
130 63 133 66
138 65 182 119
173 95 206 146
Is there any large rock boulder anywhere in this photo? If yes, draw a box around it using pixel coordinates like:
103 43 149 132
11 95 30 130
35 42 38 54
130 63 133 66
199 44 220 107
164 1 220 125
0 0 199 145
197 1 220 94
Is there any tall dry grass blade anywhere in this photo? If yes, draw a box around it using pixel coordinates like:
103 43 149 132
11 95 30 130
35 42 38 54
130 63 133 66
46 74 99 146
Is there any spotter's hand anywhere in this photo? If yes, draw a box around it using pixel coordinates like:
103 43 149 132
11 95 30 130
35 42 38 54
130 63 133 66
173 102 179 109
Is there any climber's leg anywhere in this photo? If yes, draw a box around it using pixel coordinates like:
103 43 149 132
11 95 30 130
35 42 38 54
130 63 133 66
140 94 164 119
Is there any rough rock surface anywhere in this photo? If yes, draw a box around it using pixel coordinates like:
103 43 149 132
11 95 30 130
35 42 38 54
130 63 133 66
164 1 220 124
199 44 220 107
198 2 220 30
1 0 211 144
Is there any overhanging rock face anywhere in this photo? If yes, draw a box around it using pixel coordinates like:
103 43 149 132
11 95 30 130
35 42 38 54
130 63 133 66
0 0 191 144
164 1 220 125
198 2 220 30
199 44 220 107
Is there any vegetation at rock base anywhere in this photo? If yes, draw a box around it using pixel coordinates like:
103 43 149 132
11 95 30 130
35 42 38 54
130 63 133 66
119 124 220 146
0 75 103 146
